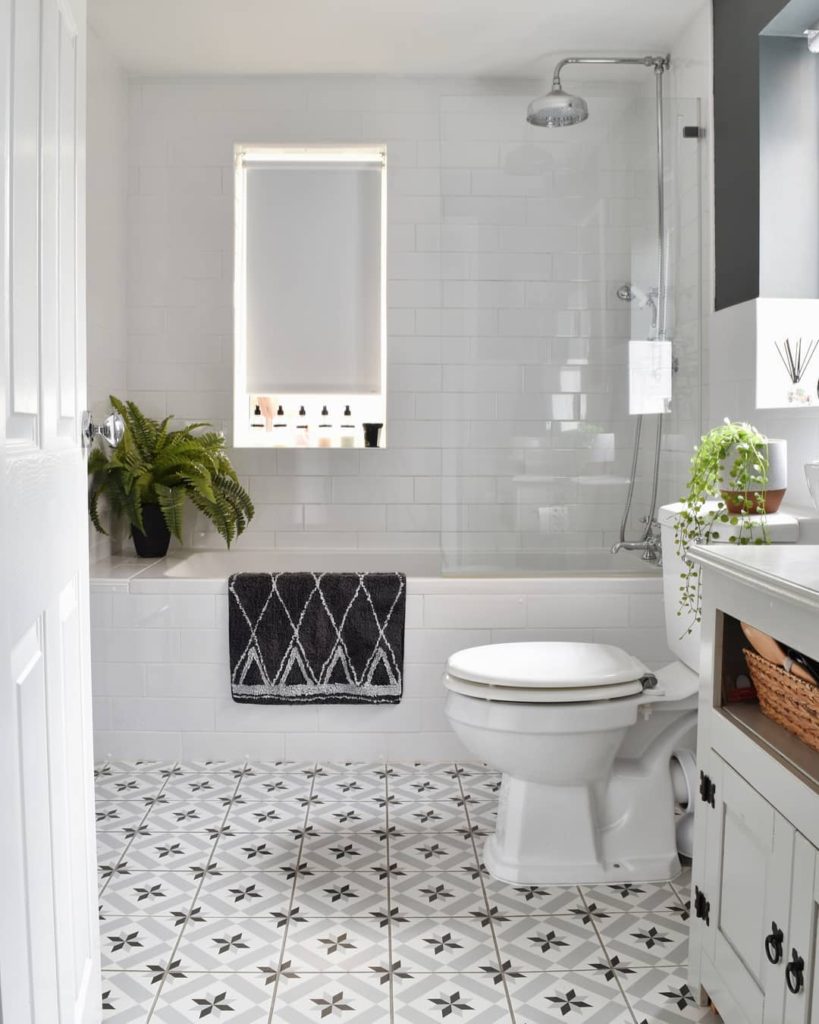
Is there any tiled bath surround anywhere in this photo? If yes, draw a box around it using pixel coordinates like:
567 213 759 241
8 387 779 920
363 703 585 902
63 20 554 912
91 565 671 762
96 759 701 1024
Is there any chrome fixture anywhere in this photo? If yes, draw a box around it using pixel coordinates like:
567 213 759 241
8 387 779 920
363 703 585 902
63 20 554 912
611 517 663 564
528 54 671 562
617 283 659 332
82 410 125 450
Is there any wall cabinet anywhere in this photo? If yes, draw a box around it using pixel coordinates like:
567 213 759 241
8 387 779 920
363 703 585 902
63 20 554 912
688 545 819 1024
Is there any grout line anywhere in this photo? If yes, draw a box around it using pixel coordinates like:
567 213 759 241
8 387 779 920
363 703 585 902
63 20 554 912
267 761 315 1024
457 767 515 1024
384 765 395 1024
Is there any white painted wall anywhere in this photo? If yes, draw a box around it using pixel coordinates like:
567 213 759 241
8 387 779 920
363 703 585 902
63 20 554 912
87 29 129 560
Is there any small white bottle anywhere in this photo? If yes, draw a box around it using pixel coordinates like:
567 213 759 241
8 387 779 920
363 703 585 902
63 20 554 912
317 405 333 447
295 405 310 447
272 404 290 446
339 404 356 448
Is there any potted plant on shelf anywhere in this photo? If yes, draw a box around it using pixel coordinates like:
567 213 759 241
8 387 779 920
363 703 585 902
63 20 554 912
88 396 254 557
674 420 787 633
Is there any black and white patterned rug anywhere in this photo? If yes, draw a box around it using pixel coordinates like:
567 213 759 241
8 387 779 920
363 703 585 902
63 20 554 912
229 572 406 704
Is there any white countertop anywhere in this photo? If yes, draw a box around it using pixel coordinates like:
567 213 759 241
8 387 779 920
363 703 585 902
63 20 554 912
691 543 819 606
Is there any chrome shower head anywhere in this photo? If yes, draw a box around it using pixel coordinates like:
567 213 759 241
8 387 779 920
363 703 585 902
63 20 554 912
526 85 589 127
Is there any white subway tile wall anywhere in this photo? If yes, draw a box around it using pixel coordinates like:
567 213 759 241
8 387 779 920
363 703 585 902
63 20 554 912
120 75 701 570
90 573 670 762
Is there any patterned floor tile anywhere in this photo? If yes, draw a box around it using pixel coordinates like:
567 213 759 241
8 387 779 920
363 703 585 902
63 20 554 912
391 871 489 917
596 913 689 967
671 863 692 902
146 802 229 832
272 971 390 1024
97 831 129 863
493 915 607 972
96 803 149 831
102 760 175 775
292 870 387 918
580 882 684 915
281 916 392 972
226 801 309 832
388 803 469 833
100 971 161 1022
389 774 463 800
482 879 581 917
97 775 167 802
235 774 313 800
620 967 714 1022
391 915 500 973
173 916 285 972
392 970 512 1023
300 833 387 872
161 775 238 801
125 832 217 871
311 775 386 801
507 970 633 1023
175 760 249 774
99 871 199 918
461 775 503 801
307 803 387 832
247 760 317 775
212 833 303 872
388 832 480 872
100 915 178 971
197 870 294 917
465 805 499 832
151 971 275 1022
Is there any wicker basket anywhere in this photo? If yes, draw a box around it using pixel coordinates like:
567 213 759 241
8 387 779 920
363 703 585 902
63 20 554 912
743 648 819 754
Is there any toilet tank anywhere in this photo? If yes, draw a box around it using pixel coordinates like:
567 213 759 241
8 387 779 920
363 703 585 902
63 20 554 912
658 502 799 672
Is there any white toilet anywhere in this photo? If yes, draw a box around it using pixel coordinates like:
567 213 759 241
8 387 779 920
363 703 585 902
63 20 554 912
444 503 797 885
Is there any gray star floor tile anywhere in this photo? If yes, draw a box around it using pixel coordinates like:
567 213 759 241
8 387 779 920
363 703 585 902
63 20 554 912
580 882 684 915
97 831 129 863
226 801 310 832
102 760 175 775
280 915 392 972
307 803 387 832
482 879 582 917
300 833 388 872
95 774 166 801
388 803 469 833
100 916 179 971
272 971 390 1024
292 870 387 918
392 970 513 1023
146 801 229 832
388 832 480 872
311 775 386 801
391 915 500 973
151 970 275 1023
173 915 285 972
99 871 199 918
671 864 692 902
96 802 149 831
389 775 463 800
175 760 249 774
493 914 607 972
100 971 161 1022
391 871 489 917
161 775 238 801
620 967 715 1022
196 870 295 917
596 912 689 968
235 774 313 800
125 832 217 871
507 970 634 1023
211 833 303 872
461 775 503 802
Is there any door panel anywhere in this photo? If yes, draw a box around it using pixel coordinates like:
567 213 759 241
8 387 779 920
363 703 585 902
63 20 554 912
783 835 817 1023
1 0 98 1019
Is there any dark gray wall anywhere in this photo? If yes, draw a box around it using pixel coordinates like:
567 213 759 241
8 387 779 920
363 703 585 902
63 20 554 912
713 0 789 310
759 36 819 297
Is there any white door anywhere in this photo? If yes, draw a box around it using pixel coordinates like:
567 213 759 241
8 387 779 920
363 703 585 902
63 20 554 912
0 0 99 1019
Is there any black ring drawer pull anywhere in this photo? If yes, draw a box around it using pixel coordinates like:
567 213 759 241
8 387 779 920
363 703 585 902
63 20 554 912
785 949 805 994
764 923 784 965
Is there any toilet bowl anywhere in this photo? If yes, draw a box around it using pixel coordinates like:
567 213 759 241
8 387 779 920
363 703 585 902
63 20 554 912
443 503 800 885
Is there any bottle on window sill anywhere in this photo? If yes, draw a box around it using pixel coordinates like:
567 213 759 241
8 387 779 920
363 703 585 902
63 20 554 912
250 403 265 429
296 405 310 447
272 404 289 446
318 405 333 447
339 404 356 448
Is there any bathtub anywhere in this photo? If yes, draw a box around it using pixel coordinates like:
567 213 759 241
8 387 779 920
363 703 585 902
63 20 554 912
89 551 671 762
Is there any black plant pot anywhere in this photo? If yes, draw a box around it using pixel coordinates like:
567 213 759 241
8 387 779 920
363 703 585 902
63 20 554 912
132 503 171 558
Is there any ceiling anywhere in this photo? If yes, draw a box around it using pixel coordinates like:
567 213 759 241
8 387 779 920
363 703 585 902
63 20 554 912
89 0 704 77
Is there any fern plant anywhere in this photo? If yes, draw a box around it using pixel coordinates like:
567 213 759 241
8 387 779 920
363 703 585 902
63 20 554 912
88 396 254 549
675 420 770 634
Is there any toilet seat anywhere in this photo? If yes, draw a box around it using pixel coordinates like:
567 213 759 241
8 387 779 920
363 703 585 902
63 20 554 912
444 641 650 704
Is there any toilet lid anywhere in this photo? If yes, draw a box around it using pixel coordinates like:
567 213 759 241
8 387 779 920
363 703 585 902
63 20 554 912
444 673 644 703
445 642 648 692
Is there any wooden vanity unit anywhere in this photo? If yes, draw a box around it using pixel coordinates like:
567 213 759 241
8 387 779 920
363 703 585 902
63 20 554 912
689 544 819 1024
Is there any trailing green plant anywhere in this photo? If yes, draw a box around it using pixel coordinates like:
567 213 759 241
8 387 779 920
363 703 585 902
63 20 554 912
675 420 770 634
88 396 254 548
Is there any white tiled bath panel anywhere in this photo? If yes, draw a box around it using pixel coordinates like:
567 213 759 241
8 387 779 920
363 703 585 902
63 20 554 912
96 760 703 1023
